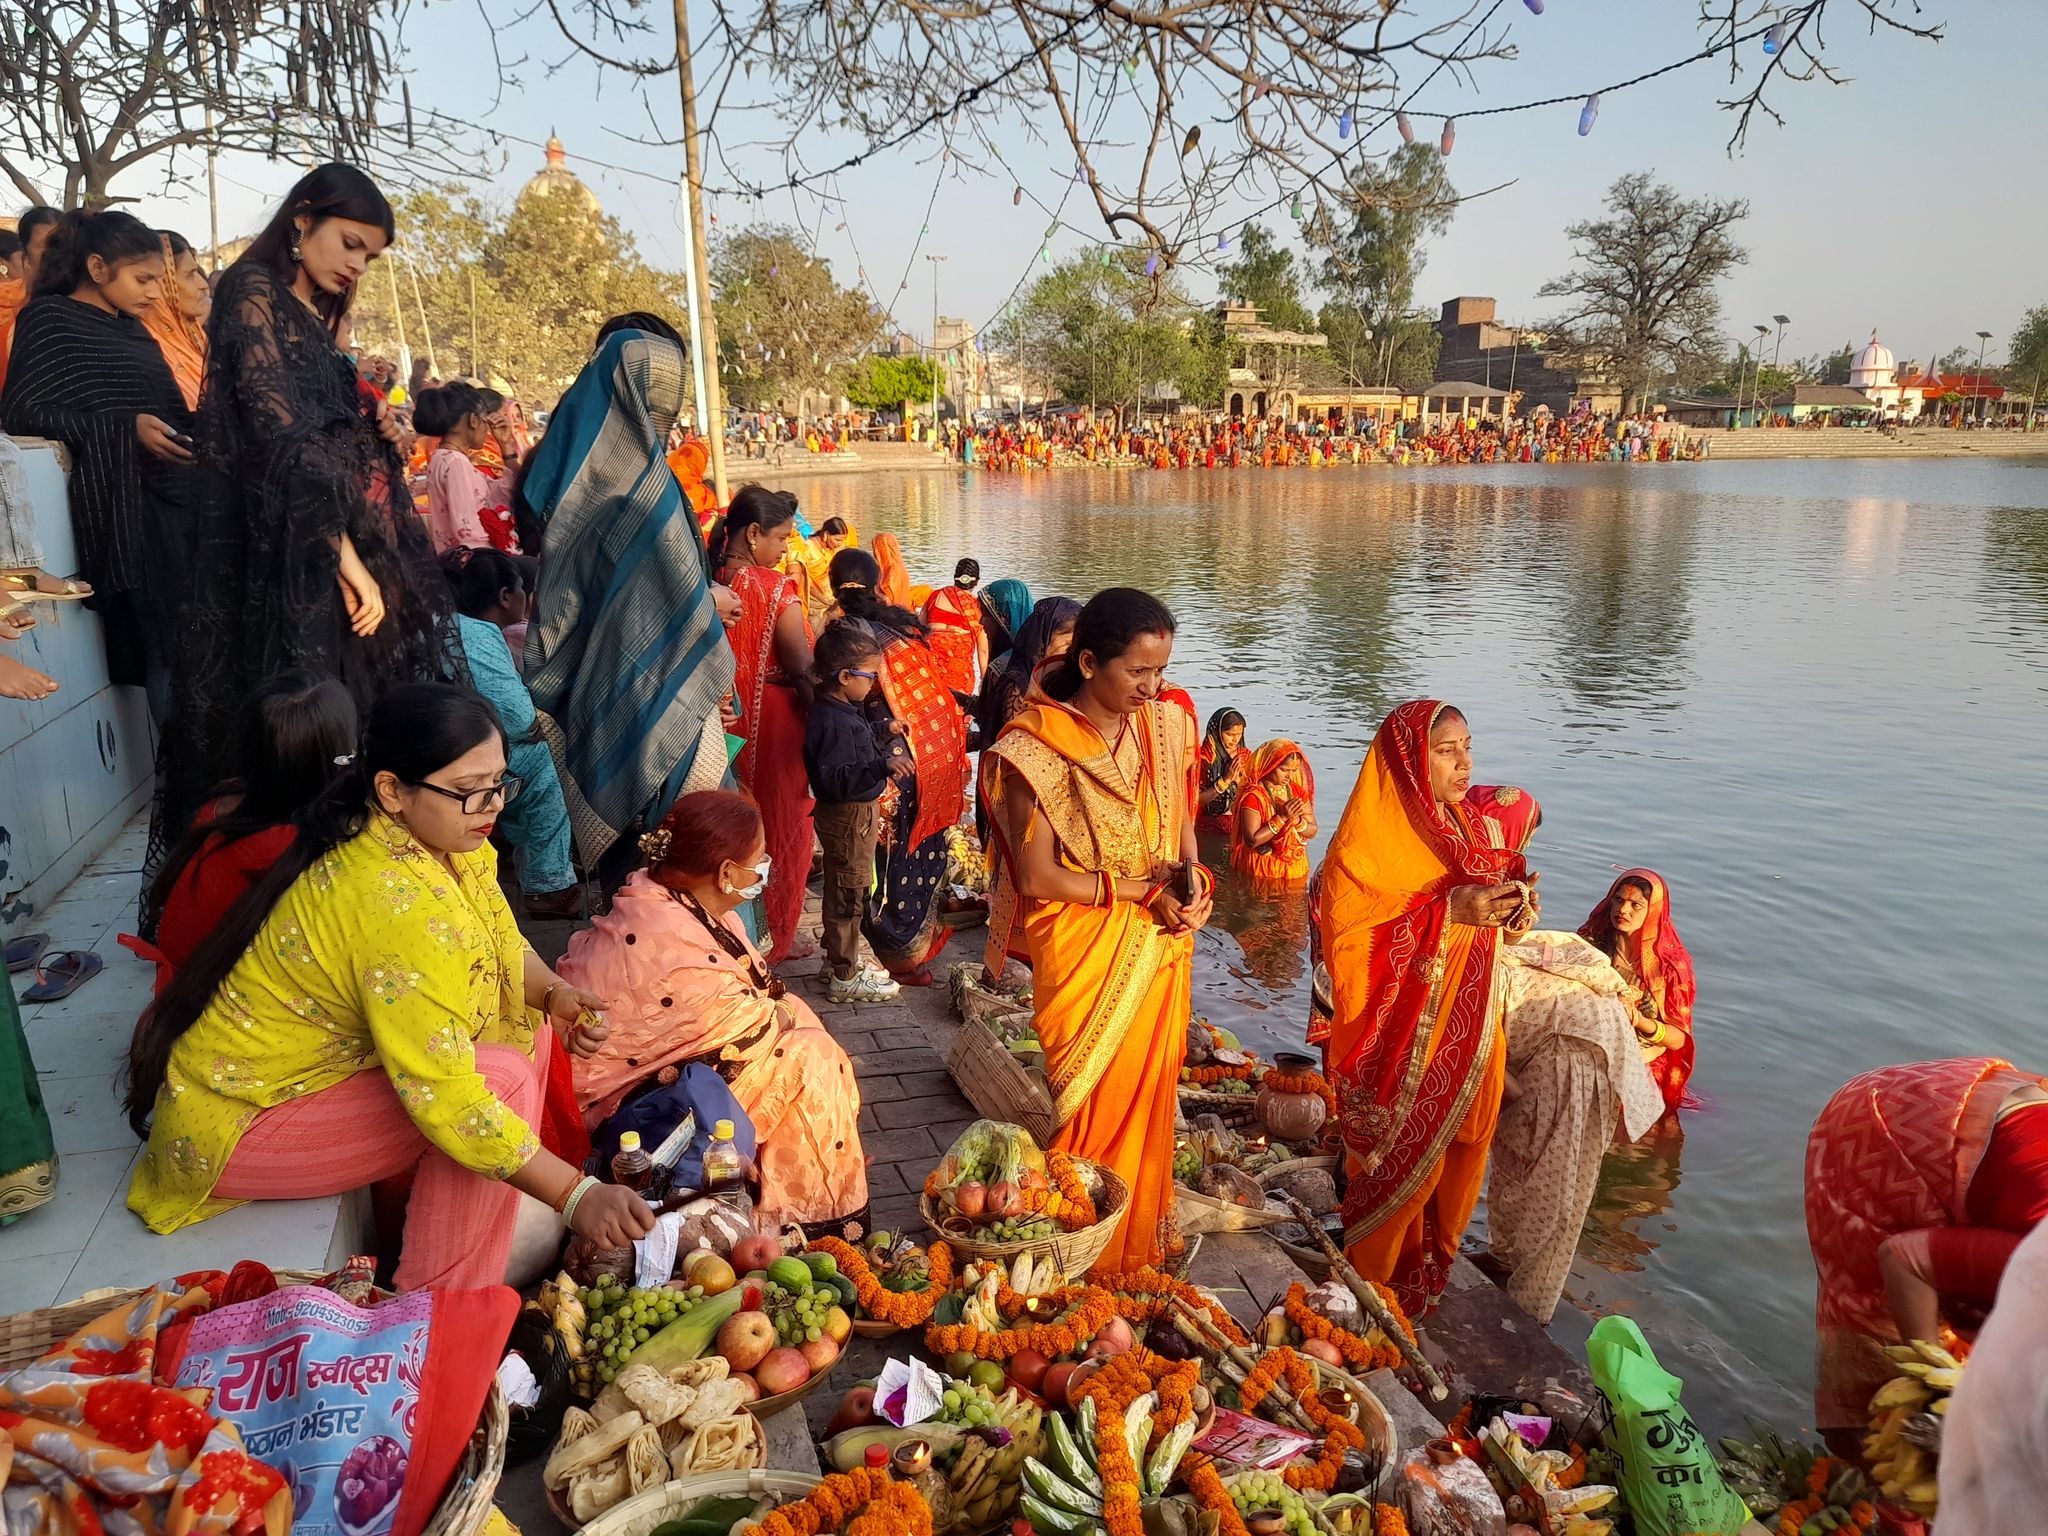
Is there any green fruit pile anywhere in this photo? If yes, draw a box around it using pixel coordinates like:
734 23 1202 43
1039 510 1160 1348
936 1380 1009 1428
763 1279 835 1347
577 1282 704 1389
1226 1473 1317 1536
1172 1148 1201 1182
983 1215 1057 1242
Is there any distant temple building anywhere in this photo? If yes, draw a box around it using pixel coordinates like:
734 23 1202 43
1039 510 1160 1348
519 134 602 218
1434 296 1619 415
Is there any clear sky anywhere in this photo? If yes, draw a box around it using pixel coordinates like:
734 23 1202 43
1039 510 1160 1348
35 0 2045 369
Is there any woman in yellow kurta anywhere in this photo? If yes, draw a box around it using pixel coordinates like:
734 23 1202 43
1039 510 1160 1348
1230 739 1317 888
982 589 1210 1272
126 683 655 1290
1320 701 1537 1313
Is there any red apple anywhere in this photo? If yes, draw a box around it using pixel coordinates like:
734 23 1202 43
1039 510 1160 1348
1007 1348 1051 1393
955 1181 987 1220
717 1311 776 1373
826 1385 878 1434
989 1180 1019 1217
729 1373 761 1404
800 1335 841 1374
731 1233 782 1274
1084 1315 1135 1360
756 1346 811 1396
1039 1362 1078 1409
1297 1337 1345 1369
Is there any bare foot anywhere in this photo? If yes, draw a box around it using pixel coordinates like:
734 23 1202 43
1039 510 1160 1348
0 653 58 700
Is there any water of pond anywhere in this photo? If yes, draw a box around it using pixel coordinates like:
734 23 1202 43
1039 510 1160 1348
785 455 2048 1398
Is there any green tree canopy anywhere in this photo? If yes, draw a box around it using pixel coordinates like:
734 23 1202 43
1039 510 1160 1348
843 354 943 413
712 226 883 411
1013 256 1223 417
1310 143 1456 388
2009 306 2048 400
1215 225 1316 335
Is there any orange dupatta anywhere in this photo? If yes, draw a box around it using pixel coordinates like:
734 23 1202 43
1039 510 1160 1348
984 698 1196 1270
1321 700 1519 1312
0 276 25 397
873 532 916 608
139 240 206 412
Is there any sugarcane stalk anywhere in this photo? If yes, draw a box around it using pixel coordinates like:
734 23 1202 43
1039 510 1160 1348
1167 1300 1318 1432
1280 1195 1449 1401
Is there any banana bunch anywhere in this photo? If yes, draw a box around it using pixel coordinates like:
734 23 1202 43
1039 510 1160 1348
947 1385 1047 1532
535 1271 587 1362
1019 1390 1198 1535
1864 1339 1961 1516
957 1268 1006 1332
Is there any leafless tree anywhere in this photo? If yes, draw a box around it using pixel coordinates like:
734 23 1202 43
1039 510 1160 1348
1698 0 1944 151
0 0 481 209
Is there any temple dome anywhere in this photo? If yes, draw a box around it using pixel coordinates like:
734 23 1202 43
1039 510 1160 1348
1850 330 1896 389
519 134 601 218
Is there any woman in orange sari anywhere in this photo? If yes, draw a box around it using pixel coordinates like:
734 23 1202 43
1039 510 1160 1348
1321 701 1537 1313
983 589 1210 1272
712 486 815 961
872 531 917 608
924 557 989 695
1230 739 1316 888
1804 1057 2048 1440
1579 869 1697 1115
830 549 969 985
140 232 209 412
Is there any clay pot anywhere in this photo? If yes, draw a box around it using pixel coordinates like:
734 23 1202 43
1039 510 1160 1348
1256 1052 1330 1143
1425 1436 1463 1466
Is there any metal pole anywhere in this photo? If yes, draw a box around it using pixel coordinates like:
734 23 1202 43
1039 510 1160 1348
927 254 946 450
1505 327 1519 420
670 0 731 504
673 167 715 451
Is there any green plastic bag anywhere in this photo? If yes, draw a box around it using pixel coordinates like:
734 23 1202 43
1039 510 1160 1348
1586 1316 1749 1536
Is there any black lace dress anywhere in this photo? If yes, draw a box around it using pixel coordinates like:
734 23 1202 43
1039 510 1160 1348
149 260 461 886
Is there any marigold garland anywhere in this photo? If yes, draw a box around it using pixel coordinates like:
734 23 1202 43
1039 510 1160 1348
1181 1455 1252 1536
1374 1505 1411 1536
1074 1354 1205 1536
1281 1283 1412 1372
924 1282 1116 1361
1773 1456 1877 1536
1262 1065 1338 1125
1183 1060 1260 1086
1556 1442 1587 1490
745 1465 902 1536
843 1480 933 1536
1238 1346 1367 1492
1097 1268 1250 1347
807 1237 955 1327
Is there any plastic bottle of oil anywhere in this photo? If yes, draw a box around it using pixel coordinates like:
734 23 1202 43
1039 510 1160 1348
609 1131 654 1193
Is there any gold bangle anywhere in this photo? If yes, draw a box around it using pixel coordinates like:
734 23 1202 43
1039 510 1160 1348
540 981 561 1017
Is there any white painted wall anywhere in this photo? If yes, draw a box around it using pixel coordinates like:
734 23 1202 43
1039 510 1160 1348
0 437 154 938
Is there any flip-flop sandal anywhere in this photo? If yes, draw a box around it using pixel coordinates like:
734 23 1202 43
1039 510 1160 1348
4 932 49 973
22 949 102 1002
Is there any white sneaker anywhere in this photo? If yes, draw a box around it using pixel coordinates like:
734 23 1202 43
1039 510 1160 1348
829 969 901 1003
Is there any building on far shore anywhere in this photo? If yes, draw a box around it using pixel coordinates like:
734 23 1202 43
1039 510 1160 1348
1434 297 1620 415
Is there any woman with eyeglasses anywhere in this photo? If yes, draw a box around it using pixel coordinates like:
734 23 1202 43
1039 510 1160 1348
124 683 655 1290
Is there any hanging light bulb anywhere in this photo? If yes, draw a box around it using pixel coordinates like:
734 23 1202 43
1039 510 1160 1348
1523 0 1543 12
1578 93 1600 135
1289 191 1304 220
1040 245 1050 262
1763 19 1786 53
1439 117 1456 155
1338 108 1353 140
1013 186 1023 206
1217 232 1230 252
1253 79 1271 100
1125 55 1140 77
1144 251 1159 276
920 223 929 236
1396 111 1415 145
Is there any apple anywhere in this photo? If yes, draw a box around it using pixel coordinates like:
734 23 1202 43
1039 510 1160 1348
1084 1315 1135 1360
988 1180 1019 1217
800 1335 841 1374
682 1251 736 1295
729 1373 761 1404
944 1351 979 1378
1297 1337 1345 1369
954 1181 987 1220
826 1384 878 1434
731 1233 782 1274
716 1311 776 1373
1039 1362 1078 1409
821 1305 853 1346
1006 1348 1051 1393
756 1346 811 1396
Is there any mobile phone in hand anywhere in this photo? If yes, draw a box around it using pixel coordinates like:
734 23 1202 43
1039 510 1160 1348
1171 861 1196 905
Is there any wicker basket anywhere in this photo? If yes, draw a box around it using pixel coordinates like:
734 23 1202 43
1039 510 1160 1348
1173 1182 1288 1236
1177 1085 1262 1131
920 1160 1129 1274
2 1276 508 1536
946 1018 1060 1149
1222 1354 1396 1470
579 1469 821 1536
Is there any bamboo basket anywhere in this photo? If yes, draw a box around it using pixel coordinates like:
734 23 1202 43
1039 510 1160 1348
1 1276 507 1536
1173 1181 1289 1236
1221 1355 1396 1472
921 1160 1128 1274
1176 1084 1263 1131
579 1469 821 1536
946 1018 1060 1149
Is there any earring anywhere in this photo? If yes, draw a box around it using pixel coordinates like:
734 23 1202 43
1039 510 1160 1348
289 231 303 264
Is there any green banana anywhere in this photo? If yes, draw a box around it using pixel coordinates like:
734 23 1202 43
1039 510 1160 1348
1045 1410 1095 1488
1020 1492 1085 1535
1021 1457 1104 1519
1122 1391 1156 1482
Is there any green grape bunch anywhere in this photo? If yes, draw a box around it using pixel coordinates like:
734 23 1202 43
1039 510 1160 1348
576 1281 704 1386
1227 1472 1318 1536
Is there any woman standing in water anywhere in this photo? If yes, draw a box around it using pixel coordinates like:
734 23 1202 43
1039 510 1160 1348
1230 739 1316 888
155 164 458 875
1580 870 1697 1114
1320 702 1535 1313
982 589 1209 1271
1196 708 1250 835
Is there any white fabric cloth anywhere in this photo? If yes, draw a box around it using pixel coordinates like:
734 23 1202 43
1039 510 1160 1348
1937 1218 2048 1526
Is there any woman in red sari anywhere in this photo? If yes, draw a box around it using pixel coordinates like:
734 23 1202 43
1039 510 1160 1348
829 548 968 985
1320 702 1537 1313
1230 739 1316 888
924 557 989 696
1579 870 1695 1114
712 486 815 962
1804 1057 2048 1439
1196 709 1251 836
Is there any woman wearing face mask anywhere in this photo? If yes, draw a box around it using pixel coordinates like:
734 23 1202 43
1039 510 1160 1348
2 208 195 719
151 163 462 890
557 791 868 1230
125 683 651 1290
